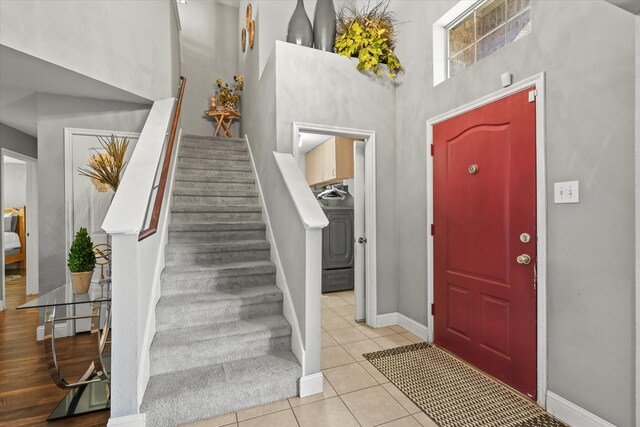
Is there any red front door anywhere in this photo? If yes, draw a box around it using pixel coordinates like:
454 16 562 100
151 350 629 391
433 88 537 398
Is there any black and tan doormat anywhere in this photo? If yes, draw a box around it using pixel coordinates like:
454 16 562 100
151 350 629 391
363 343 566 427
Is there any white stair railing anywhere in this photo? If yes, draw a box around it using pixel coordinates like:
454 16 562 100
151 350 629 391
102 77 185 422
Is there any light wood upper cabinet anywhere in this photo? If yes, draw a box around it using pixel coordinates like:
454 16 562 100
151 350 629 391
305 136 355 187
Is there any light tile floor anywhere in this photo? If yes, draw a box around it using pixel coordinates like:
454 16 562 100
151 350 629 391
184 291 438 427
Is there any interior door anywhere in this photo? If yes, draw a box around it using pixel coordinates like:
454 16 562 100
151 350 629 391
353 141 366 321
433 88 537 398
69 132 138 280
67 130 138 332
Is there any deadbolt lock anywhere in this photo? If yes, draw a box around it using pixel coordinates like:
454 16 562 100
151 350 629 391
520 233 531 243
516 254 532 265
468 164 479 174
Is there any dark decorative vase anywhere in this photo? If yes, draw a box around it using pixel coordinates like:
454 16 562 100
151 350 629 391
286 0 313 47
313 0 336 52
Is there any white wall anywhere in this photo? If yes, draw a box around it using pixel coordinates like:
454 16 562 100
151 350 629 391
391 1 636 425
178 0 240 136
3 161 26 208
0 0 177 101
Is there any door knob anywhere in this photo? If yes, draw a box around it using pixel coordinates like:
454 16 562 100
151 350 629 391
516 254 531 265
357 237 367 244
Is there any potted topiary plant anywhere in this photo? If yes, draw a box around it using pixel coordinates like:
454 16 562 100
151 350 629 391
68 227 96 295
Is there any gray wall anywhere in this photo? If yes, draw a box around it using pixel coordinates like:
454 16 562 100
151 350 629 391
0 122 37 158
392 1 635 425
0 123 37 302
36 94 149 297
0 0 177 101
636 14 640 426
178 0 240 137
3 162 26 207
170 0 182 97
243 49 311 338
240 1 399 326
274 42 398 314
243 0 356 78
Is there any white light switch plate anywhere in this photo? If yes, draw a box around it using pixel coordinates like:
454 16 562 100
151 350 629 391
554 181 579 204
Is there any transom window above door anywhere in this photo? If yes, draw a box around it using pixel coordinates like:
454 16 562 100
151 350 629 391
448 0 531 77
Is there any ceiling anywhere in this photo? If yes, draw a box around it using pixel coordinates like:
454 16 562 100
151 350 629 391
0 45 150 136
604 0 640 14
298 132 334 154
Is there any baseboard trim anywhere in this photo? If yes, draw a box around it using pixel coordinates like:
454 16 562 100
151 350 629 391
397 313 430 341
546 391 616 427
375 312 398 327
107 413 146 427
245 134 305 372
299 372 324 398
36 322 70 341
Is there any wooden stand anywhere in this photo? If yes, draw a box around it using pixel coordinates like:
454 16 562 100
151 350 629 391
204 109 240 138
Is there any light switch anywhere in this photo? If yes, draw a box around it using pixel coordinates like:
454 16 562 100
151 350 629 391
554 181 579 204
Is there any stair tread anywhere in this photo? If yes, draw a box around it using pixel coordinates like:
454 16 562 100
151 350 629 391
180 140 247 152
182 134 246 143
169 221 265 231
176 170 252 176
173 188 257 196
177 165 252 172
179 154 249 162
165 240 269 253
172 204 261 212
175 176 255 183
158 285 282 307
163 260 275 277
152 315 290 347
144 351 300 401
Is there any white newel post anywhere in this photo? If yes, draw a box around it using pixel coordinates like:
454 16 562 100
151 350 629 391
110 233 141 417
304 228 323 377
272 152 328 397
299 228 324 397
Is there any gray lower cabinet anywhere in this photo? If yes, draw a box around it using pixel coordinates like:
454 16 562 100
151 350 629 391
322 207 354 293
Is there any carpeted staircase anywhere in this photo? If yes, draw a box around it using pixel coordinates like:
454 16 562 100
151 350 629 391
141 134 301 427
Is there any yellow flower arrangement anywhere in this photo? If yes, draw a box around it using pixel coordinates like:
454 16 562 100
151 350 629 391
214 75 244 111
77 135 130 193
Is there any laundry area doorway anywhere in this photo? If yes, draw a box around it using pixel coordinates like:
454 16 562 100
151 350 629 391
292 123 378 326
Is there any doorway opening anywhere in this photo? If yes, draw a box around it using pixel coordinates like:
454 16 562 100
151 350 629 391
64 128 139 335
426 73 547 405
1 149 38 311
292 123 378 329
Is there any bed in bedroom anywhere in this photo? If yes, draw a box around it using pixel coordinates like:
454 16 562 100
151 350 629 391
4 207 26 269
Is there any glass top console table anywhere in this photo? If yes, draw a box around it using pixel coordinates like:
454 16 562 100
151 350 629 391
17 280 111 421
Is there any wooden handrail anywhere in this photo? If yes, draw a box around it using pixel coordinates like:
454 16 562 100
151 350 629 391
138 76 186 241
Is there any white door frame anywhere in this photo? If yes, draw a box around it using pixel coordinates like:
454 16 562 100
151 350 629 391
426 72 547 406
292 122 378 327
1 148 39 310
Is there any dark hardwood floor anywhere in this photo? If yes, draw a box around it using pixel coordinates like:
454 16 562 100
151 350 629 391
0 270 110 426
